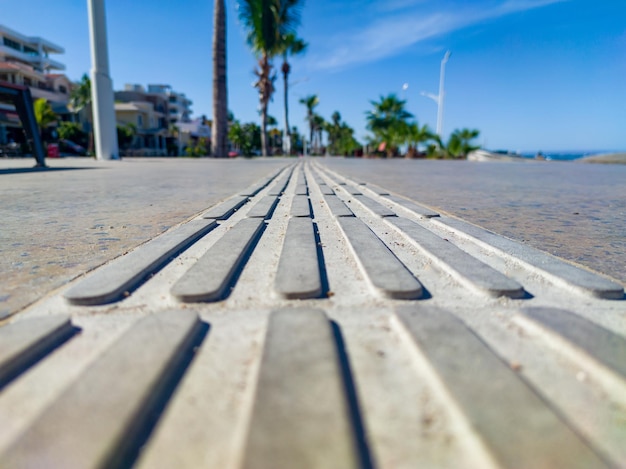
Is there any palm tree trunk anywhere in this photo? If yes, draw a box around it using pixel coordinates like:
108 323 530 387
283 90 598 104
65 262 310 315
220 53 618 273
260 105 269 156
308 112 313 153
282 60 290 155
258 54 272 157
212 0 228 158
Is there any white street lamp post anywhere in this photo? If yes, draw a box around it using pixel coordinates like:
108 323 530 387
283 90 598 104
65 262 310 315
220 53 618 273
87 0 119 160
421 50 451 137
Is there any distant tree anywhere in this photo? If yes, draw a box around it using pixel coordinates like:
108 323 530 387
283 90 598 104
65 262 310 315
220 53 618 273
229 120 262 156
311 113 325 154
290 125 303 154
366 94 412 157
116 122 137 150
325 111 342 153
266 114 279 153
57 121 87 146
325 112 360 156
212 0 228 157
278 33 307 153
238 0 304 156
34 99 57 140
185 137 211 157
424 128 481 159
405 122 434 158
68 74 94 153
451 128 481 158
299 94 319 152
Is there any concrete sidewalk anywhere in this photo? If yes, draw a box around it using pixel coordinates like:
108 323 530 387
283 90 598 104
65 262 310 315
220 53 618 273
3 156 623 319
0 157 624 468
0 157 290 318
322 157 626 284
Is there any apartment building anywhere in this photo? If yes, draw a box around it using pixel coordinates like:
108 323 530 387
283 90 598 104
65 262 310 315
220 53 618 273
114 83 194 156
0 25 72 145
0 24 65 74
146 84 193 124
114 84 170 156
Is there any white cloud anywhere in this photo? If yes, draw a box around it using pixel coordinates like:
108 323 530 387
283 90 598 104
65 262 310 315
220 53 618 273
309 0 567 71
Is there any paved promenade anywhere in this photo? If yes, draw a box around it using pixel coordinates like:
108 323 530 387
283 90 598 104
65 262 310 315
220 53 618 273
0 156 624 469
322 158 626 284
1 157 288 318
1 156 623 318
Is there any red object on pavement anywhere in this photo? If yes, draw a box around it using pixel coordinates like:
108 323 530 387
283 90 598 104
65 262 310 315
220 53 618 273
47 143 60 158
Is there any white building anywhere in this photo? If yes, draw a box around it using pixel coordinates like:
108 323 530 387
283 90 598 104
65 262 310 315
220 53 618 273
146 84 193 124
0 24 65 74
0 25 71 146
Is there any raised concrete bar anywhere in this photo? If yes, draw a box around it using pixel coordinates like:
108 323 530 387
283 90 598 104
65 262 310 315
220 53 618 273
239 179 273 197
0 310 203 469
345 186 362 195
295 184 309 196
0 316 74 387
247 196 279 219
320 185 335 195
353 195 396 217
323 195 354 217
275 218 322 299
520 307 626 379
242 308 359 469
388 217 524 298
437 218 624 299
268 176 290 196
64 220 217 305
290 195 311 218
384 195 440 218
338 217 422 299
171 218 264 302
395 306 608 469
362 183 390 195
201 195 249 220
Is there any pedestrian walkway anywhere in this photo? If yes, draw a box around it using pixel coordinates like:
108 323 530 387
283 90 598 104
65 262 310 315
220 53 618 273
1 158 624 468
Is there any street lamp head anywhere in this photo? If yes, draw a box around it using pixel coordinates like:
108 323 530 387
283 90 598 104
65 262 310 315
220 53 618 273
402 83 409 91
443 50 451 63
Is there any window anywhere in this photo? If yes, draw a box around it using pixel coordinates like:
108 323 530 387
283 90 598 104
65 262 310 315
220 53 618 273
3 37 22 51
23 77 32 86
23 46 38 56
137 115 143 127
59 85 67 94
0 73 8 82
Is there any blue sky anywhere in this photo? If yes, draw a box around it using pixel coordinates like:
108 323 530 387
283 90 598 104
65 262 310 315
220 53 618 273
3 0 625 152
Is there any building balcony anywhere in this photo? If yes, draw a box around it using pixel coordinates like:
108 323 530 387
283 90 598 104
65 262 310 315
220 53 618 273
0 45 65 71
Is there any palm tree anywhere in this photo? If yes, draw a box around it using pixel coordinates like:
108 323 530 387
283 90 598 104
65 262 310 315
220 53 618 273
299 94 318 150
238 0 304 157
279 33 307 154
34 98 57 141
325 112 360 156
311 113 325 154
68 74 94 153
452 128 481 158
212 0 228 158
365 94 413 157
405 122 434 158
266 114 278 152
326 111 341 152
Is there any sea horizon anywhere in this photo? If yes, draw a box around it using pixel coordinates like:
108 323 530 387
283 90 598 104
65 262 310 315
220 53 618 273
512 150 625 161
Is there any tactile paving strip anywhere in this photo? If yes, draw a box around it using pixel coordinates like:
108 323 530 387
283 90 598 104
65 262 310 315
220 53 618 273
1 160 624 469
